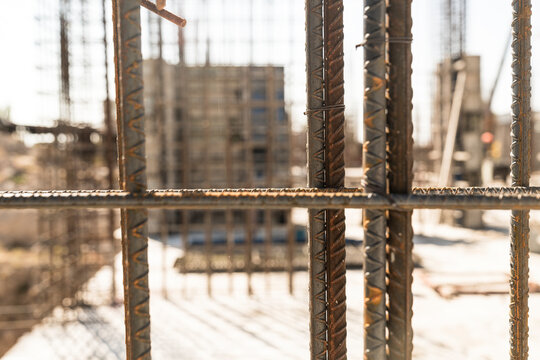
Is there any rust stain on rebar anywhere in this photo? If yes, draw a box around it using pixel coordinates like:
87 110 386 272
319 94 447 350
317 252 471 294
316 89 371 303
307 0 328 358
324 1 347 358
112 0 151 359
386 0 414 359
362 0 387 358
6 188 540 210
510 1 531 359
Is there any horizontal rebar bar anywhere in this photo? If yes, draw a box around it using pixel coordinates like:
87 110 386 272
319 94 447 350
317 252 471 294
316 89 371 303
1 187 540 210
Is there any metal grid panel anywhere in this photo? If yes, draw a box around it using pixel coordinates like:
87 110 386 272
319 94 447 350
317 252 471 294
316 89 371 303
3 1 532 359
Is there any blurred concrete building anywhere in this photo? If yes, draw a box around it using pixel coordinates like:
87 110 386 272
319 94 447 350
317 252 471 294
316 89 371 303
432 56 485 227
144 60 291 241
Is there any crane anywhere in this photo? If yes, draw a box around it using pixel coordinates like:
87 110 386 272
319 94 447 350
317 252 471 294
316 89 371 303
442 0 467 60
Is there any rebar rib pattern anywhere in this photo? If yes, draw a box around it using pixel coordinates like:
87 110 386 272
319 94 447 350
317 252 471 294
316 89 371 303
112 0 151 359
362 0 387 358
324 0 347 359
8 188 540 210
306 0 327 358
387 1 413 359
510 1 531 358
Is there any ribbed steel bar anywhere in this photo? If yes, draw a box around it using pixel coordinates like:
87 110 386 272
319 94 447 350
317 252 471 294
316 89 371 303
306 0 327 357
324 0 347 358
386 0 414 359
510 1 531 358
111 0 151 359
362 0 387 358
6 187 540 209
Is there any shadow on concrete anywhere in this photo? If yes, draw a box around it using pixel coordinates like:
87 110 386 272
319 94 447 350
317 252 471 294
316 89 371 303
414 235 469 247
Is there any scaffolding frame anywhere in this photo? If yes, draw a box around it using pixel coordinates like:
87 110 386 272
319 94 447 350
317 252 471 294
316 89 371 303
2 0 533 359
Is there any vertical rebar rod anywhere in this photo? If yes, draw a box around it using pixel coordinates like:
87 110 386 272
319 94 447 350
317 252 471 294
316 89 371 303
286 0 296 297
205 210 213 297
59 0 71 123
245 3 255 297
153 16 169 300
177 13 190 298
226 208 234 292
161 211 169 299
225 110 234 295
362 0 387 359
102 0 118 305
264 67 275 291
202 16 213 296
111 1 151 358
286 207 295 295
48 210 56 308
181 210 189 297
387 0 414 359
510 1 531 359
245 68 254 297
306 0 327 358
324 1 347 359
245 209 254 296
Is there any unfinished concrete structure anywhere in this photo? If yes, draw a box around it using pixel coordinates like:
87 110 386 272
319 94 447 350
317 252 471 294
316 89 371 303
145 61 289 185
433 55 484 186
144 60 293 277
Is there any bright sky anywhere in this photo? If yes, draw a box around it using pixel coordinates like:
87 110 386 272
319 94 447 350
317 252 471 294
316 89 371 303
0 1 534 145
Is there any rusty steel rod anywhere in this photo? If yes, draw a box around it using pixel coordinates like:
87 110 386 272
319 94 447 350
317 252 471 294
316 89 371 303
102 0 117 306
225 99 234 294
510 1 531 358
245 69 254 297
205 210 213 297
362 0 387 358
387 0 414 359
140 0 186 27
286 208 295 295
4 187 540 209
324 0 347 358
111 0 151 359
306 0 327 357
264 68 275 291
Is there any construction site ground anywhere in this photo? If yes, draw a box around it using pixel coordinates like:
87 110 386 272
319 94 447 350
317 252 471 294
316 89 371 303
4 209 540 359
